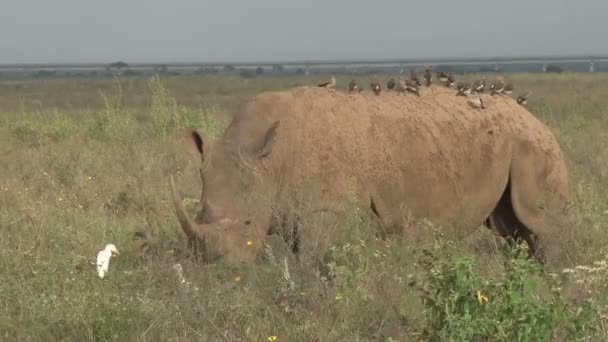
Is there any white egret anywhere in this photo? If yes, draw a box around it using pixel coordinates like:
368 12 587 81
96 243 119 278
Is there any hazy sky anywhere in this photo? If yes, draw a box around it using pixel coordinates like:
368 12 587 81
1 0 606 64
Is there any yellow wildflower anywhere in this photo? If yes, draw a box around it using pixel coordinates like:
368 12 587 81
476 290 488 304
234 276 241 283
268 336 277 341
246 240 253 246
335 292 343 301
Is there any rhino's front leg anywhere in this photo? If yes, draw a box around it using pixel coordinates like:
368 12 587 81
294 207 344 272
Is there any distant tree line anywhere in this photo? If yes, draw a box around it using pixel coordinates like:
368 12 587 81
0 60 601 81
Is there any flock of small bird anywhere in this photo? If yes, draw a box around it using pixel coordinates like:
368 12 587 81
317 66 532 111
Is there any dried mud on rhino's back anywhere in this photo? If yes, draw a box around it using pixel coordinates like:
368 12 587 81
241 85 525 174
227 86 551 226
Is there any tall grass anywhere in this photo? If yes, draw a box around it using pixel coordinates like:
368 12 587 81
1 73 608 341
4 75 230 145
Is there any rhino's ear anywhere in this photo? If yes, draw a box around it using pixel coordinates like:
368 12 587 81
257 120 280 158
182 128 204 160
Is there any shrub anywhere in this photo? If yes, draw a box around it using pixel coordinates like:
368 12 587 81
9 111 80 144
415 244 603 341
147 74 180 136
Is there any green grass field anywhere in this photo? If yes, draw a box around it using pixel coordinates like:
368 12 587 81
2 72 608 341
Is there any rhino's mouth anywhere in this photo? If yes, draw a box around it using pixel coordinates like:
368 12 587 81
169 175 235 262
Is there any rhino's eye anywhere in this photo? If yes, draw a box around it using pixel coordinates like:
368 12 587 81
244 220 252 225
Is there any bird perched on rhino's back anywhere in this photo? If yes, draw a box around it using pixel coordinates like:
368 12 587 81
170 85 570 266
437 71 452 85
96 243 119 278
490 78 505 96
395 78 407 95
409 70 421 86
387 78 396 91
502 83 514 95
405 80 420 96
423 66 432 86
348 79 360 93
472 79 486 93
318 75 336 89
370 80 382 95
435 71 455 87
456 83 472 96
445 73 455 88
517 91 531 105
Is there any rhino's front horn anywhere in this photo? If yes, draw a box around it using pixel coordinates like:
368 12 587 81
169 175 202 242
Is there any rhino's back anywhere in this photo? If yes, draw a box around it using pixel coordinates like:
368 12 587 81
233 86 560 227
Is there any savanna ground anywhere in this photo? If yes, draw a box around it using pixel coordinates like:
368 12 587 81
1 72 608 341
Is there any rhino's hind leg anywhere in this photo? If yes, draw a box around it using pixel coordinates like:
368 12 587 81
484 179 543 262
270 199 344 271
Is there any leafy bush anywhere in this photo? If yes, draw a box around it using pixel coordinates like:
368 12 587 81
9 117 40 143
415 244 603 341
146 74 230 138
9 112 79 144
85 77 139 140
6 76 230 144
147 74 181 136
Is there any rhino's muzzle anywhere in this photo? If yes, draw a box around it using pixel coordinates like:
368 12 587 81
170 176 249 262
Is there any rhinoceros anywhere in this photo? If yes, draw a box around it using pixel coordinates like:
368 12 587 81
170 85 569 265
